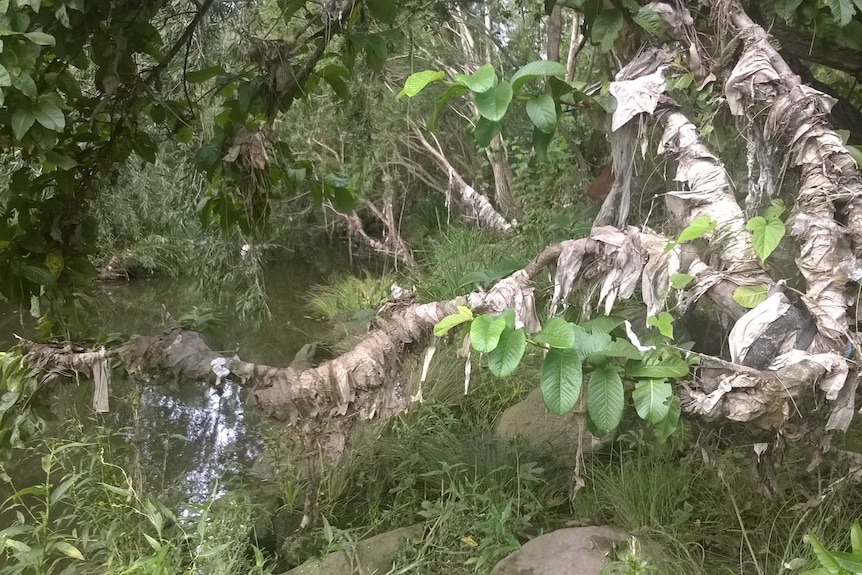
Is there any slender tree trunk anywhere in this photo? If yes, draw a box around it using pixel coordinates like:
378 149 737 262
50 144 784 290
565 12 583 81
547 0 562 63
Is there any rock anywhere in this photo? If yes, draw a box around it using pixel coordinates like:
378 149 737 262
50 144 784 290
281 524 424 575
494 388 611 457
490 526 630 575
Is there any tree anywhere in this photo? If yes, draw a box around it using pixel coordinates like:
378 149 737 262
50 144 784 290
6 0 862 493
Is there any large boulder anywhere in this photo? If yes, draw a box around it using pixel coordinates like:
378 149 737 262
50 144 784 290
493 388 610 457
490 526 630 575
281 524 424 575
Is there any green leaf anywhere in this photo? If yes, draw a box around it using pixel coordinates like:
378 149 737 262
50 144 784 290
632 6 665 35
133 131 157 163
647 312 674 339
587 364 624 436
454 63 497 93
23 31 54 46
532 127 553 159
33 100 64 131
669 273 694 289
45 151 76 170
633 380 673 423
774 0 804 20
186 65 225 83
526 93 557 133
591 9 624 53
471 313 507 353
11 108 34 140
510 60 567 92
427 84 469 131
12 72 37 100
541 348 583 415
654 396 680 442
601 339 643 360
22 265 55 285
487 327 526 377
627 354 690 379
331 186 354 212
434 306 473 337
474 80 513 122
733 284 768 309
825 0 856 26
474 116 501 148
764 199 786 221
365 0 395 25
534 317 575 348
398 70 445 99
808 531 844 573
746 216 785 262
847 144 862 168
831 551 862 571
851 522 862 558
321 66 350 100
678 216 716 243
0 63 10 86
572 325 613 360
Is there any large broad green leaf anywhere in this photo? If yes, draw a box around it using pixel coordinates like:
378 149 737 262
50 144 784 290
541 348 583 415
24 31 55 46
581 315 623 335
774 0 804 20
33 101 64 132
471 313 507 353
591 9 623 53
52 541 84 560
365 0 395 25
632 6 665 35
533 317 574 349
632 380 673 423
487 327 526 377
427 84 469 131
475 81 513 122
646 312 674 339
474 117 501 148
397 70 445 99
627 354 690 378
587 364 624 436
11 109 35 140
186 65 225 83
601 339 642 360
532 127 552 159
807 530 844 573
678 216 716 243
0 63 10 87
654 396 680 442
746 216 785 262
572 324 612 360
526 93 557 133
669 273 694 289
732 284 768 309
825 0 856 26
510 60 567 92
851 522 862 558
12 72 37 100
454 63 497 93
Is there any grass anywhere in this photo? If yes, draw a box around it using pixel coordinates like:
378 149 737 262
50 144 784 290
305 272 396 320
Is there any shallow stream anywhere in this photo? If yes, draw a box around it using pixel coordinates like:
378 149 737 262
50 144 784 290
0 259 330 512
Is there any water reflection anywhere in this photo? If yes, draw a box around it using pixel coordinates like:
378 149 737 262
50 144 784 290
0 258 329 503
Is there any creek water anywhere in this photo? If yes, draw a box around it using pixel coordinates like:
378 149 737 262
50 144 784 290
0 259 330 513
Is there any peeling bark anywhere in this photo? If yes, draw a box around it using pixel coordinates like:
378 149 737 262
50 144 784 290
413 129 514 232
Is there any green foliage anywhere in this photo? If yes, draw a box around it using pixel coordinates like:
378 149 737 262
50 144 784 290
0 425 274 574
0 352 44 462
804 523 862 574
747 199 787 263
733 283 769 308
433 310 689 439
304 272 394 321
664 216 717 253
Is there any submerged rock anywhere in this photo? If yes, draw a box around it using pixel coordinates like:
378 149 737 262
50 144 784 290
493 388 611 457
281 523 424 575
490 526 630 575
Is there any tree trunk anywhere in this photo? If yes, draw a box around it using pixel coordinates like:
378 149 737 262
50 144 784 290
547 1 562 63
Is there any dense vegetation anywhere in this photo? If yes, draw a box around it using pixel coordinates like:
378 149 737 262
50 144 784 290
3 0 862 573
